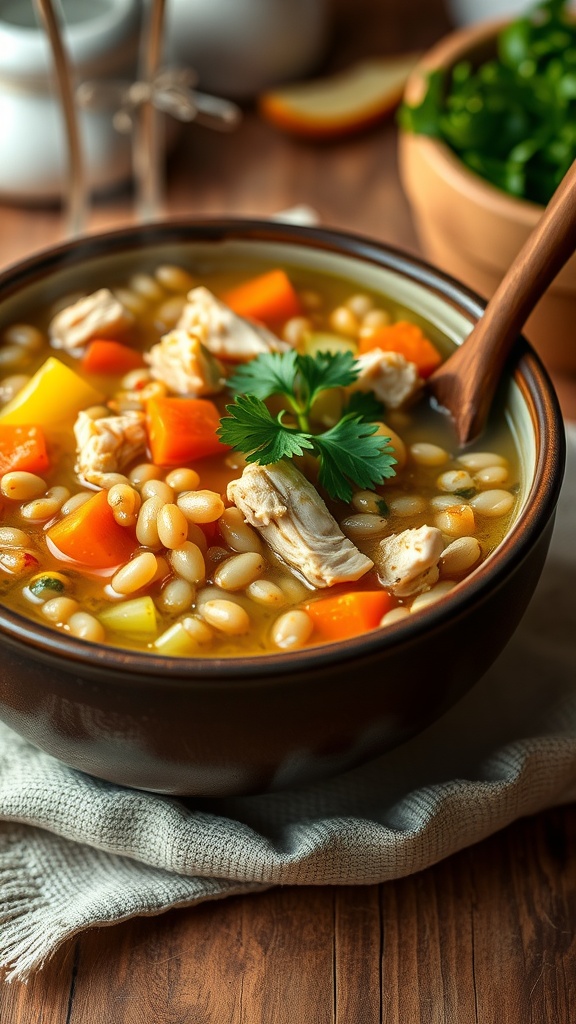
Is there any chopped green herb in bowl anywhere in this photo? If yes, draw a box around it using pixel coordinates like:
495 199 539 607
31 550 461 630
397 0 576 373
399 0 576 205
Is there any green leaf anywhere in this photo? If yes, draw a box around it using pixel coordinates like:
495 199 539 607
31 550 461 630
226 350 299 401
342 389 385 422
218 395 314 464
296 350 359 409
312 416 397 503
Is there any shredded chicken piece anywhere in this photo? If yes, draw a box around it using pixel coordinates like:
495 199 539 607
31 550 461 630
227 461 373 589
376 525 443 597
146 328 224 395
176 286 290 362
353 348 422 409
49 288 134 350
73 410 146 487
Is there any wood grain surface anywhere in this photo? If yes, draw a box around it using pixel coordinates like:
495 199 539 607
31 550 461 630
0 0 575 1020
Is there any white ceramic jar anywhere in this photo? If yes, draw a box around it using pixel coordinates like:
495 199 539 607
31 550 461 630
163 0 330 99
0 0 141 202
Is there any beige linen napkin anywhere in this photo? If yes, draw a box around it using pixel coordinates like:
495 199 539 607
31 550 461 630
0 425 574 982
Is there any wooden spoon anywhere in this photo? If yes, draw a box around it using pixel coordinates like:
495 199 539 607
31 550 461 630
427 159 576 446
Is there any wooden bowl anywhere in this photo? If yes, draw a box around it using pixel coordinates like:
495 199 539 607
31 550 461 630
398 19 576 376
0 220 565 796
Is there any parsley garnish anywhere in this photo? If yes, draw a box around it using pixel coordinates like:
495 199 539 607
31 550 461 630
218 350 397 502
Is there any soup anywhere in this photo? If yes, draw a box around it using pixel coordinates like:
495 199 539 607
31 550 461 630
0 259 519 657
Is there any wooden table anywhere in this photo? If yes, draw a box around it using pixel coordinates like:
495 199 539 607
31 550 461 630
1 1 575 1020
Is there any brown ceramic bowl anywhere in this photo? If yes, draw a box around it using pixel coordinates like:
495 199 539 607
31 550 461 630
398 19 576 375
0 220 565 796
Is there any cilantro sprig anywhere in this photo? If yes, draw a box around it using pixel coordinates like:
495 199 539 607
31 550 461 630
218 350 397 503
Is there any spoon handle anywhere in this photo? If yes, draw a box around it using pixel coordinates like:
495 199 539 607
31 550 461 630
428 159 576 445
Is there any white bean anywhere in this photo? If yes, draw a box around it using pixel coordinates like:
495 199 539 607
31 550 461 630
0 526 32 547
439 537 481 576
218 507 263 554
111 552 158 595
429 493 467 511
129 462 160 487
271 610 313 650
182 616 213 644
0 345 31 371
0 374 30 404
410 442 450 467
141 479 174 504
387 495 427 517
61 492 92 516
329 305 359 337
436 469 475 493
1 471 46 501
340 513 389 539
129 272 164 301
351 490 388 516
177 489 225 524
107 483 141 528
154 264 195 292
282 316 312 347
20 496 62 521
277 575 310 603
67 612 106 643
214 552 266 591
380 607 410 626
42 596 79 624
165 467 200 493
155 296 186 329
156 503 188 549
157 578 195 614
113 287 148 315
474 465 509 488
457 451 508 471
136 496 164 548
410 582 456 612
168 541 206 584
3 323 45 352
200 599 250 635
246 579 286 607
359 307 392 333
345 293 374 319
470 490 515 517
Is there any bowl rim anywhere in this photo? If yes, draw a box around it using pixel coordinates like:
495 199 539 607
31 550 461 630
0 217 566 685
400 15 551 223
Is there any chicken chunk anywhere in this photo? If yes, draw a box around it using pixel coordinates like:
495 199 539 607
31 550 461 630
353 349 422 409
228 461 373 589
375 525 443 597
74 410 146 487
49 288 134 350
146 328 224 396
176 286 290 362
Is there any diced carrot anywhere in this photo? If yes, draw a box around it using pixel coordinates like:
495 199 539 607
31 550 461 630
146 396 229 466
47 489 137 569
0 423 49 475
81 339 145 376
358 321 442 378
305 590 394 641
223 269 303 325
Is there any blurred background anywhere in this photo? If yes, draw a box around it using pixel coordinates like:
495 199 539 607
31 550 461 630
0 0 574 419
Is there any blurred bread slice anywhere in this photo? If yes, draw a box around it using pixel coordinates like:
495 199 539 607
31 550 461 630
259 55 421 139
